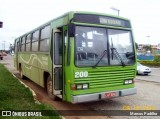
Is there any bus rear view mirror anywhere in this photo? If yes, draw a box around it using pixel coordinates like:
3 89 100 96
68 24 75 37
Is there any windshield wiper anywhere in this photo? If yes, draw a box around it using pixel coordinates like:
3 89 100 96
111 47 125 67
110 37 125 67
92 50 107 68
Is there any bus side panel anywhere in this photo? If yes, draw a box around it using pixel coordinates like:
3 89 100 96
24 53 31 78
13 54 18 69
25 53 40 84
37 53 50 87
19 53 32 80
14 40 19 70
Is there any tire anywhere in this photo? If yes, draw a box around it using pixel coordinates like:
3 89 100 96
136 71 139 75
46 76 58 100
19 66 25 79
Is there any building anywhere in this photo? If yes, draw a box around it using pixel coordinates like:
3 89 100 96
137 43 160 55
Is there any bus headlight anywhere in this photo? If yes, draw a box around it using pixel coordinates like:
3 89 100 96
124 79 133 84
128 80 133 84
125 80 129 84
76 84 83 89
82 84 88 89
76 84 89 90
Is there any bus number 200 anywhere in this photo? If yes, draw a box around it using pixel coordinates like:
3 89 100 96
75 71 88 78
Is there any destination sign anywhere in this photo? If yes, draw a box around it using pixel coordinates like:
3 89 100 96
74 14 131 28
99 17 122 26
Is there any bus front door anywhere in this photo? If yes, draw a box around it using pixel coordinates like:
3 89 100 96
53 29 63 99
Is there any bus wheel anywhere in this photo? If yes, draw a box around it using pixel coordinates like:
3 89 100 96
19 66 25 79
47 76 57 100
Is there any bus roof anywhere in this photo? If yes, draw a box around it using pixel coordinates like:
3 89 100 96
15 11 131 41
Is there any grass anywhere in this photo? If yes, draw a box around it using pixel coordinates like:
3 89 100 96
0 64 61 119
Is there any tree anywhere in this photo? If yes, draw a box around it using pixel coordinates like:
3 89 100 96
144 45 152 53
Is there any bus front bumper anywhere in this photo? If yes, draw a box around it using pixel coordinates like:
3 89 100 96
72 87 137 103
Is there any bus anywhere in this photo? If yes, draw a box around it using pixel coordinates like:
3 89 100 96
14 11 137 103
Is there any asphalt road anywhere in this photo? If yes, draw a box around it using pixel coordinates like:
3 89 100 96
1 55 160 119
136 68 160 82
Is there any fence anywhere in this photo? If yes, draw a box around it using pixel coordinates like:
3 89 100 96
137 55 154 61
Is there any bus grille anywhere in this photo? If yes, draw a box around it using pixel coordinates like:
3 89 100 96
75 68 135 89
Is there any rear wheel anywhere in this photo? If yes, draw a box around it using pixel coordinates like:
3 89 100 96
19 66 25 79
47 76 58 100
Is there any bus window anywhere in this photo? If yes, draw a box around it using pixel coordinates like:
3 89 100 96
75 26 108 66
54 67 62 90
54 32 62 65
21 37 26 51
14 41 17 53
40 25 50 52
17 41 20 51
26 34 31 51
32 30 39 51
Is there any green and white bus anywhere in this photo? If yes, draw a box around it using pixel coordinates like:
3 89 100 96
14 11 137 103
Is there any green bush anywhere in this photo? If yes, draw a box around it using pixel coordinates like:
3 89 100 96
138 60 160 67
154 55 160 62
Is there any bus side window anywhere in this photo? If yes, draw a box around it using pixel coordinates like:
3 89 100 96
21 36 26 51
17 41 19 52
54 32 62 65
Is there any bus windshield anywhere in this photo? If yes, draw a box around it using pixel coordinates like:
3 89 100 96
75 26 135 67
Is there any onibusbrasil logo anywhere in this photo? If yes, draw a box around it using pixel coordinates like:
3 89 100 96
1 111 42 116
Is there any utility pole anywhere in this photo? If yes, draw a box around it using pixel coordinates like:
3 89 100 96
147 36 150 45
111 7 120 16
3 41 5 51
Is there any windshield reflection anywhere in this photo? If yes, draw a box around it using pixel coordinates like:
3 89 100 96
75 26 135 67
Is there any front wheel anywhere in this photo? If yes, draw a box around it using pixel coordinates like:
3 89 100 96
47 76 58 100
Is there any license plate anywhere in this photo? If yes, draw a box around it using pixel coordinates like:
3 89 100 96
105 92 116 98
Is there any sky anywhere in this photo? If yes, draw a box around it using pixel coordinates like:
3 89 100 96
0 0 160 50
